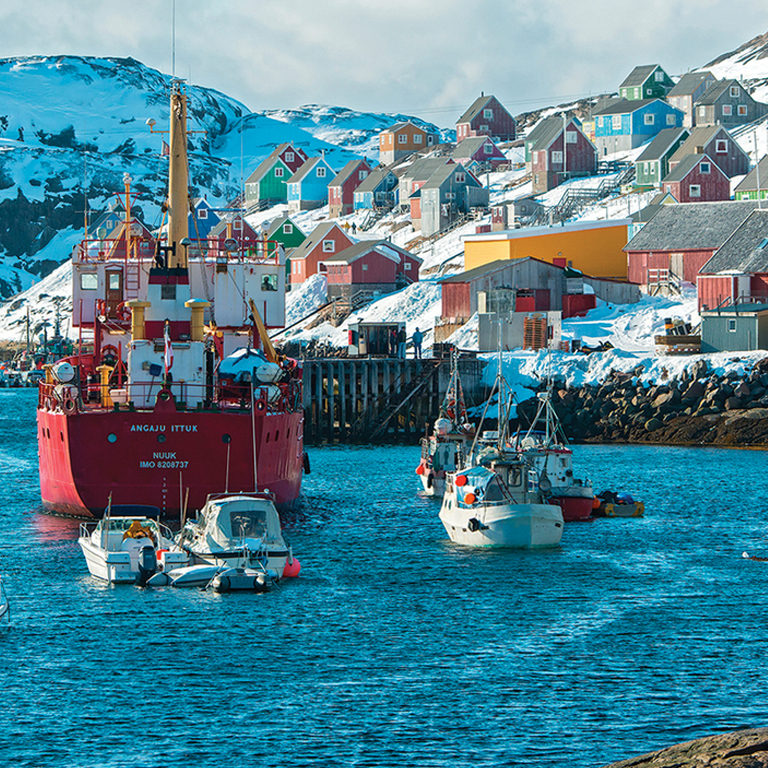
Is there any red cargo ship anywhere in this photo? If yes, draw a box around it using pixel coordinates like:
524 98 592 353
37 80 305 518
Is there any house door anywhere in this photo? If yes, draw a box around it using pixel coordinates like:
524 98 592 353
105 270 123 317
670 252 684 281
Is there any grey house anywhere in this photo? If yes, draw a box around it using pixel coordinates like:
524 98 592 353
420 164 488 237
694 79 768 127
634 127 689 187
667 71 717 127
701 303 768 352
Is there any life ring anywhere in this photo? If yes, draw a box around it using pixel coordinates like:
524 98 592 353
63 396 76 414
101 344 119 366
116 302 131 322
96 299 107 317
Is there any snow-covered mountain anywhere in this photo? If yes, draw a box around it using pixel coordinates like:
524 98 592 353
0 55 443 297
704 32 768 102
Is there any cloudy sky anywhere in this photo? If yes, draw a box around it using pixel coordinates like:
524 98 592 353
1 0 765 125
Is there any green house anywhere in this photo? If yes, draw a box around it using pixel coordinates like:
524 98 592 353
634 127 689 187
734 156 768 201
244 143 309 209
619 65 674 101
267 214 306 287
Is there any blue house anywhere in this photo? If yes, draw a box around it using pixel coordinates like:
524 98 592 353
287 156 335 213
188 197 222 241
353 168 399 211
593 99 684 156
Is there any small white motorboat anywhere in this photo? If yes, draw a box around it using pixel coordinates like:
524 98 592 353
177 491 301 580
147 563 225 588
79 505 189 585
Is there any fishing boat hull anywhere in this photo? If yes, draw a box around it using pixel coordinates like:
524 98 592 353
38 407 304 518
550 488 595 522
439 501 564 548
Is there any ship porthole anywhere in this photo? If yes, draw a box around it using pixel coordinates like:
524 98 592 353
107 433 117 443
222 434 231 444
157 433 166 443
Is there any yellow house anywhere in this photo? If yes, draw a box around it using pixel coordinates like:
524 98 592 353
463 219 632 279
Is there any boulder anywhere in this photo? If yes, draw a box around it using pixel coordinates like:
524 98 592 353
644 417 663 432
725 396 743 411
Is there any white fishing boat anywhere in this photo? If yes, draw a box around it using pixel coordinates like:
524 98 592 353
518 392 595 522
147 492 300 589
439 341 563 549
416 350 475 497
78 505 189 585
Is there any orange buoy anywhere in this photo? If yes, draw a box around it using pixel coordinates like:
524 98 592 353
283 556 301 578
455 475 467 487
415 464 425 475
465 493 477 504
592 496 600 509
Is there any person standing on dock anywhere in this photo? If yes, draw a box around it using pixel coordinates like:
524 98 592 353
389 328 397 357
397 326 406 359
412 327 423 359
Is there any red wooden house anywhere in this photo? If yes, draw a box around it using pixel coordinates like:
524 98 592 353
288 222 354 285
207 214 261 251
319 240 422 299
328 159 372 218
456 94 516 142
661 153 729 203
529 117 597 194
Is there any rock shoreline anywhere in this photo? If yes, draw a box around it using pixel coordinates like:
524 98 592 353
515 358 768 449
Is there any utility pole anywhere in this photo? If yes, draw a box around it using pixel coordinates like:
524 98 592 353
754 131 762 210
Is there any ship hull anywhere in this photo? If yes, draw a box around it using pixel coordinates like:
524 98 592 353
37 407 304 518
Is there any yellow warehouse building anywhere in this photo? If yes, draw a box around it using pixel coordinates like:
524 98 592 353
463 219 632 280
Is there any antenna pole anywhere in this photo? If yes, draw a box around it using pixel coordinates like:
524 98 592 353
172 0 176 78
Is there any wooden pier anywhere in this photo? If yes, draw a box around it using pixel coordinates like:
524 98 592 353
301 357 487 445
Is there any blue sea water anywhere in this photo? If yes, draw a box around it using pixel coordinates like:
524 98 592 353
2 387 768 768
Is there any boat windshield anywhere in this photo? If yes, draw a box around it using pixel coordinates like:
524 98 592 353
230 510 269 539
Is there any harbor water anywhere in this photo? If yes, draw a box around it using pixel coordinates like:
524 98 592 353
2 388 768 767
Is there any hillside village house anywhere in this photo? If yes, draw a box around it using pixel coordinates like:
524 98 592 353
328 159 372 218
451 136 507 172
207 214 263 253
400 157 455 229
244 143 308 209
619 64 674 101
667 125 750 179
188 197 221 241
286 156 335 212
661 153 730 203
288 221 354 285
623 200 759 290
694 79 768 127
464 219 631 279
353 168 399 211
593 99 684 155
379 122 437 165
456 94 516 142
528 117 597 194
628 191 678 238
319 240 422 300
266 215 306 285
666 71 717 127
697 209 768 312
419 163 489 237
634 127 690 187
734 156 768 201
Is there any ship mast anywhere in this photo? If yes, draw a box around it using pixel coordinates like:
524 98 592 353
166 79 189 268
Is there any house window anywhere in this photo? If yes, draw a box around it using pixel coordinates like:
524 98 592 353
362 264 368 271
198 208 208 219
716 139 728 153
551 150 563 163
274 167 284 177
722 104 732 116
738 104 748 116
566 130 577 144
375 191 384 201
317 166 326 177
404 262 412 271
284 223 293 234
322 240 335 253
699 106 707 118
728 319 737 332
483 143 493 154
233 219 242 230
730 85 740 98
479 124 489 131
634 88 640 98
644 113 655 125
414 134 422 144
398 134 408 144
666 114 676 125
654 71 664 82
700 162 711 174
286 151 295 163
446 192 455 200
613 115 621 130
598 116 605 128
689 184 701 197
646 88 652 95
359 170 368 180
483 108 493 119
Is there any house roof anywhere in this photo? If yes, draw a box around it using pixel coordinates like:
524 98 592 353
457 94 506 125
440 257 561 284
591 97 625 115
667 71 714 97
290 222 350 260
527 117 583 153
696 79 745 106
287 157 322 184
245 143 290 184
399 157 453 182
636 127 689 162
629 203 666 224
320 239 421 265
421 163 474 191
381 121 428 135
624 200 760 252
620 65 660 89
668 125 738 165
329 158 369 188
700 209 768 274
266 214 302 238
452 136 494 158
355 168 395 194
523 118 554 146
734 156 768 193
208 217 257 238
592 98 660 116
662 153 723 183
